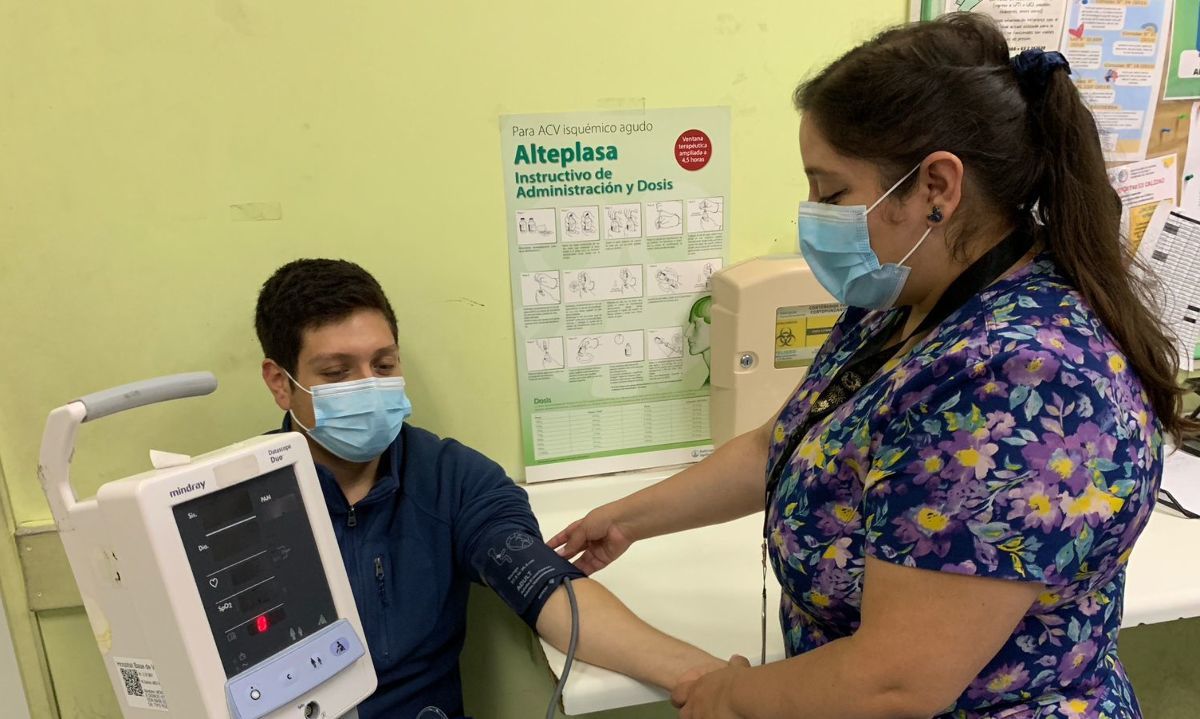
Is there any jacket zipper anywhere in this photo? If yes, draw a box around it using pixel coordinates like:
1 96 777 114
347 506 357 527
374 556 390 657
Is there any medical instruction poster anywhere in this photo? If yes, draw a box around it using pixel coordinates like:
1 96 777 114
500 107 729 482
1108 154 1178 250
943 0 1069 53
1166 0 1200 99
1060 0 1172 162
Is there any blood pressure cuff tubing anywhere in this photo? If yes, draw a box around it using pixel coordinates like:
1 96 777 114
470 526 587 628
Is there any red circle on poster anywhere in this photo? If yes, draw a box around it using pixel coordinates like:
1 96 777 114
674 129 712 171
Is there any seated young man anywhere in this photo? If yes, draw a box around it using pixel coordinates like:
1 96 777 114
254 259 720 719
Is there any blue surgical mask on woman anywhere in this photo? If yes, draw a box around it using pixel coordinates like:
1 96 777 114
284 371 412 463
798 164 934 310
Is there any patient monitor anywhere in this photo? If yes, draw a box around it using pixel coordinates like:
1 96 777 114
710 257 842 445
38 373 376 719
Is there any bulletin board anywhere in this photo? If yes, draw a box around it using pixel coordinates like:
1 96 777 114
913 2 1200 363
909 3 1195 182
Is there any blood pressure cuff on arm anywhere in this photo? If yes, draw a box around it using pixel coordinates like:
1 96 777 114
470 526 587 629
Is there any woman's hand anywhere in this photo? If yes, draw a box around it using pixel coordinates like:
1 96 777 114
547 503 635 574
672 655 729 692
671 655 752 719
548 422 777 574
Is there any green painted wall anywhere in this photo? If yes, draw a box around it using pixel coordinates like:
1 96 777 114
0 1 909 522
2 2 1197 718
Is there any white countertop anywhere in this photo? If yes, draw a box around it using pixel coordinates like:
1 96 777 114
526 451 1200 716
526 468 785 715
1123 448 1200 626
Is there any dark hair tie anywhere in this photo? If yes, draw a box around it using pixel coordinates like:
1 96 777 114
1011 48 1071 99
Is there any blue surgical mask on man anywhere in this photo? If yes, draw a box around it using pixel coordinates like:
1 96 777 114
797 164 933 310
284 371 412 462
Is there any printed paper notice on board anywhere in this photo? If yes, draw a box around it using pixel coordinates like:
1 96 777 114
1108 154 1178 251
501 107 730 483
1061 0 1172 162
1166 0 1200 99
943 0 1069 53
1137 204 1200 371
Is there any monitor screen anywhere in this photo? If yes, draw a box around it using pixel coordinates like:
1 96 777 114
173 465 338 677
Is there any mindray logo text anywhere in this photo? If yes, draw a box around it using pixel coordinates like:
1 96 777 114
169 481 206 499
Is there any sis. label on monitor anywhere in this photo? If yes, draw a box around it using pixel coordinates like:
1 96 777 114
112 656 169 711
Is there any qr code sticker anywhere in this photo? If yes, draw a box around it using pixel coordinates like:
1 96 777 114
120 667 144 697
113 657 167 711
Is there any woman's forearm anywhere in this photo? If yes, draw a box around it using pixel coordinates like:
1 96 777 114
614 423 772 542
729 635 941 719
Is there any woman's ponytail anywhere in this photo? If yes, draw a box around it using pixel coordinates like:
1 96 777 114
1028 63 1198 440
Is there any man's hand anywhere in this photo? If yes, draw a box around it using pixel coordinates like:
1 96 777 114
671 655 752 719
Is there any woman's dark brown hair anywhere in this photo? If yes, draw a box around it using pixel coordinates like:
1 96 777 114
795 12 1197 441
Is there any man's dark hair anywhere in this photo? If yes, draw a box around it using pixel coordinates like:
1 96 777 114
255 259 398 374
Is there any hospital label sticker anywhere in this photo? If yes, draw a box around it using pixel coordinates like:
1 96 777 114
113 656 169 712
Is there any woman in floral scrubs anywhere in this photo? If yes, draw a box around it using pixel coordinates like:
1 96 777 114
765 257 1157 718
551 14 1196 719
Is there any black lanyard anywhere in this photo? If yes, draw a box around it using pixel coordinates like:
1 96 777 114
763 226 1036 535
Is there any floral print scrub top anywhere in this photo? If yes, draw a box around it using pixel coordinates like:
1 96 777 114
766 255 1162 718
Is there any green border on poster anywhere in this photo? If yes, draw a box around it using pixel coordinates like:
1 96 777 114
1166 1 1200 100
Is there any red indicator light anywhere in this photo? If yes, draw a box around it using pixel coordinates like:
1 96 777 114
255 615 269 633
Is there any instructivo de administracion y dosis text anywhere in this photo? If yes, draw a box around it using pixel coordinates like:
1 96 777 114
512 142 673 198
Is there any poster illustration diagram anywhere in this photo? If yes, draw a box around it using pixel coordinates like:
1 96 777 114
605 203 643 239
560 205 601 242
647 326 684 359
516 208 557 246
526 337 565 370
564 269 598 302
646 258 722 297
566 331 646 367
646 201 685 237
563 265 643 302
687 197 724 232
520 271 562 306
684 295 712 385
